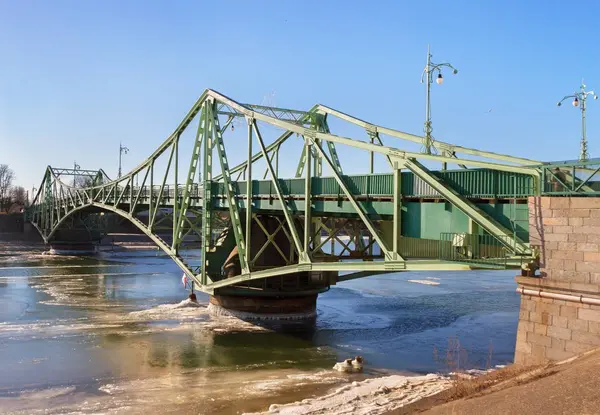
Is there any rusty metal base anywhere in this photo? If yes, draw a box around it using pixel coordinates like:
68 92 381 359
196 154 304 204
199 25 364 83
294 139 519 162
208 294 318 320
48 242 97 255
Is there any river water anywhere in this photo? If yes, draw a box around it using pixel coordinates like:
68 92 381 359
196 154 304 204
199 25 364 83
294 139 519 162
0 241 519 414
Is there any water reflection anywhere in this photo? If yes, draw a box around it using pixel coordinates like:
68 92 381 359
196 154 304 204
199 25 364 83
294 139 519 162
0 244 520 408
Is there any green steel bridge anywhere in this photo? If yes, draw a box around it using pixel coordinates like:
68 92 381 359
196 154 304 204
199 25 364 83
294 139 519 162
26 89 600 298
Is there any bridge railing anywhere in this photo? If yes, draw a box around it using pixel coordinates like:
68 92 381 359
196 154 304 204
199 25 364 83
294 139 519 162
539 159 600 196
438 232 518 268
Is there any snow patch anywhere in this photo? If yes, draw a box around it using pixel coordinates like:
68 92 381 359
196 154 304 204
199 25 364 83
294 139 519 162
244 373 450 414
408 280 440 286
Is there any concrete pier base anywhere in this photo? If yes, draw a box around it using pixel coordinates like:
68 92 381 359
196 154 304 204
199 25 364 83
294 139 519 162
48 242 97 255
515 196 600 365
208 294 318 320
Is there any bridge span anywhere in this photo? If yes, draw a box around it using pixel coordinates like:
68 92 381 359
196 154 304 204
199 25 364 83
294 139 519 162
26 89 600 314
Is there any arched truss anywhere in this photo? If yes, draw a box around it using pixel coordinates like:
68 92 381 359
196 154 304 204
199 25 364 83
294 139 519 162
28 89 557 294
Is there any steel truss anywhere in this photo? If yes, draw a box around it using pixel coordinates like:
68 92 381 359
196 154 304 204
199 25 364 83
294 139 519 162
28 89 549 294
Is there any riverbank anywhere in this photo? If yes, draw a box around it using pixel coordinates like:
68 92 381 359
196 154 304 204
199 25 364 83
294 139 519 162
255 347 600 415
0 239 521 414
245 373 450 414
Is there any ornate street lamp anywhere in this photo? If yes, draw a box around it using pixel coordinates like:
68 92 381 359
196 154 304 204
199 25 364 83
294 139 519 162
118 143 129 178
73 161 80 187
557 81 598 161
420 45 458 155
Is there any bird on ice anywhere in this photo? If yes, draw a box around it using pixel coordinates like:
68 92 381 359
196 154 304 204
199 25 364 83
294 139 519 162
333 356 364 373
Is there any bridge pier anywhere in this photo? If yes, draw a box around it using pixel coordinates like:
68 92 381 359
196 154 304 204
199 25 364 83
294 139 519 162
48 228 102 255
49 241 97 255
207 215 331 319
208 292 319 319
515 196 600 365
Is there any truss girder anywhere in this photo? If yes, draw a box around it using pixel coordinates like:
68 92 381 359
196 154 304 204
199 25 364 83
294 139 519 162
27 88 543 294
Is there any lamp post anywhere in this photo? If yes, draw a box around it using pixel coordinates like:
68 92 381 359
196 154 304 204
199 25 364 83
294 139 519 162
118 143 129 178
557 81 598 161
73 161 80 187
420 45 458 156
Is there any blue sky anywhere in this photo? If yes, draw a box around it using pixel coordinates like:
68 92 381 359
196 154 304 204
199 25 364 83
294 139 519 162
1 0 600 190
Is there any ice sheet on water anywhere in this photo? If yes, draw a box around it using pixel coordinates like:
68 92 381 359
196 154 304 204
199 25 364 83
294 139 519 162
244 373 451 415
127 299 207 321
407 279 441 286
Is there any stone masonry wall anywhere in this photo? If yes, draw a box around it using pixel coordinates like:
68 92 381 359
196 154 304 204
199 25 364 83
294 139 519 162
515 197 600 365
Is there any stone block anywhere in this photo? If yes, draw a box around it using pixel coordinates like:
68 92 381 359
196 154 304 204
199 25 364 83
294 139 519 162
565 340 592 354
551 337 566 350
518 320 535 333
545 346 574 361
571 330 600 346
530 344 548 364
519 309 530 321
569 233 588 243
538 302 561 315
587 235 600 244
544 233 569 242
581 226 600 235
584 252 600 262
583 217 600 226
591 209 600 218
544 217 568 226
571 198 600 209
553 299 567 306
570 282 600 293
515 339 532 355
553 315 569 328
534 323 548 335
527 331 552 347
567 318 589 332
563 260 577 271
570 209 591 218
560 305 578 319
546 259 564 270
553 250 583 261
540 279 571 290
547 325 572 341
553 226 573 234
578 308 600 322
558 241 578 251
522 298 536 312
576 262 599 273
577 243 599 252
550 198 570 209
569 217 584 227
588 321 600 334
590 273 600 284
569 272 591 283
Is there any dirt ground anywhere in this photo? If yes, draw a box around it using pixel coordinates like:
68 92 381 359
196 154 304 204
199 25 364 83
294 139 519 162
391 348 600 415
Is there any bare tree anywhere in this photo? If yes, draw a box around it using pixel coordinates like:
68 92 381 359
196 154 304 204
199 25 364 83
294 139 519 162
11 186 27 207
0 164 15 212
74 175 94 188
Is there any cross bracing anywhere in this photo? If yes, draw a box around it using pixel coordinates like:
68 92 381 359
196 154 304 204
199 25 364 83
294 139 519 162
27 89 592 294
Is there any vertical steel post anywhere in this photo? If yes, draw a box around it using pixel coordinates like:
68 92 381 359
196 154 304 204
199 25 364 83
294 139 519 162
201 102 213 284
424 45 433 155
149 159 154 229
245 117 253 267
393 165 402 259
581 91 588 161
172 136 179 253
275 144 280 177
303 135 312 258
369 133 374 174
129 172 134 213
